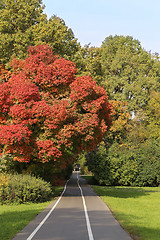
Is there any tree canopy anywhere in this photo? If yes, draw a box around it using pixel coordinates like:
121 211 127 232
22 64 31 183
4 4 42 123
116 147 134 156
0 0 79 66
0 45 112 173
100 35 160 113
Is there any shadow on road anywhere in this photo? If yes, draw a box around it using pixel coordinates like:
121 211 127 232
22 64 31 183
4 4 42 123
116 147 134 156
64 172 149 199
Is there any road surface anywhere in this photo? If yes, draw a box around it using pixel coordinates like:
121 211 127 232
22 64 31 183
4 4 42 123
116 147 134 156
12 172 133 240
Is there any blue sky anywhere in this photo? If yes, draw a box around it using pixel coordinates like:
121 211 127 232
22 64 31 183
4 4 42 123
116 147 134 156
43 0 160 54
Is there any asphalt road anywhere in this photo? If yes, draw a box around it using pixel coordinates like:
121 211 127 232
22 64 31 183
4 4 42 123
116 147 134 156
12 172 133 240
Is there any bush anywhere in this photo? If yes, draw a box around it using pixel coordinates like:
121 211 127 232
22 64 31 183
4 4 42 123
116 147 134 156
0 173 53 204
109 140 160 186
86 139 160 187
86 142 114 185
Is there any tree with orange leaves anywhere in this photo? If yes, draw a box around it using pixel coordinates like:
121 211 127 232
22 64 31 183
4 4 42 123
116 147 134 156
0 45 112 178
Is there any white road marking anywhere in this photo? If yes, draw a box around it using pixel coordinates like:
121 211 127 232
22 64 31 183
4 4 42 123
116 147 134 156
77 172 94 240
26 172 94 240
26 180 69 240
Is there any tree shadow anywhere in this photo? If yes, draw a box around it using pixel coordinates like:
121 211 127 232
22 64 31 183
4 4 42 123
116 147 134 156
92 186 150 199
64 174 150 198
9 206 160 240
111 211 160 240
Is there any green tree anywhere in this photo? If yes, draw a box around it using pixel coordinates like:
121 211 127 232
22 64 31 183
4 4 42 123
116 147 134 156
0 0 80 66
73 45 104 83
0 0 45 65
145 91 160 139
100 35 160 113
33 15 80 61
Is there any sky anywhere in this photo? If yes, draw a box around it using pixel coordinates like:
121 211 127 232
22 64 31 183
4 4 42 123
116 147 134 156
43 0 160 54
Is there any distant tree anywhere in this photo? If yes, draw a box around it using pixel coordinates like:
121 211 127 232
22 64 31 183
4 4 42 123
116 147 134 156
73 45 104 83
0 45 112 176
105 100 132 144
145 91 160 139
100 35 160 113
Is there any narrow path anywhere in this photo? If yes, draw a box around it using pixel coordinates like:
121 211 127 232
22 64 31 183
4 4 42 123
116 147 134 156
12 172 133 240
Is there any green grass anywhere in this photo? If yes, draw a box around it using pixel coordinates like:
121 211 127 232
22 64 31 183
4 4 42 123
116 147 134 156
92 185 160 240
0 186 63 240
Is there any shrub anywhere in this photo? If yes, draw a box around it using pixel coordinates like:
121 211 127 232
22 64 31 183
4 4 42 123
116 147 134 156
0 173 53 204
86 142 114 185
109 140 160 186
86 139 160 187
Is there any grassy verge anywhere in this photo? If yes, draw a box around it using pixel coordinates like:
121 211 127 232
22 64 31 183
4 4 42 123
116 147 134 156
0 186 63 240
92 185 160 240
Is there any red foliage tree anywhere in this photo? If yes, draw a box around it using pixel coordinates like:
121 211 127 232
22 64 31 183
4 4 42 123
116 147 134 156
0 45 113 171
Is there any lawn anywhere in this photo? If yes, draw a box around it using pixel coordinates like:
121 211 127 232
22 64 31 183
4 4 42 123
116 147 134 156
0 186 63 240
92 185 160 240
